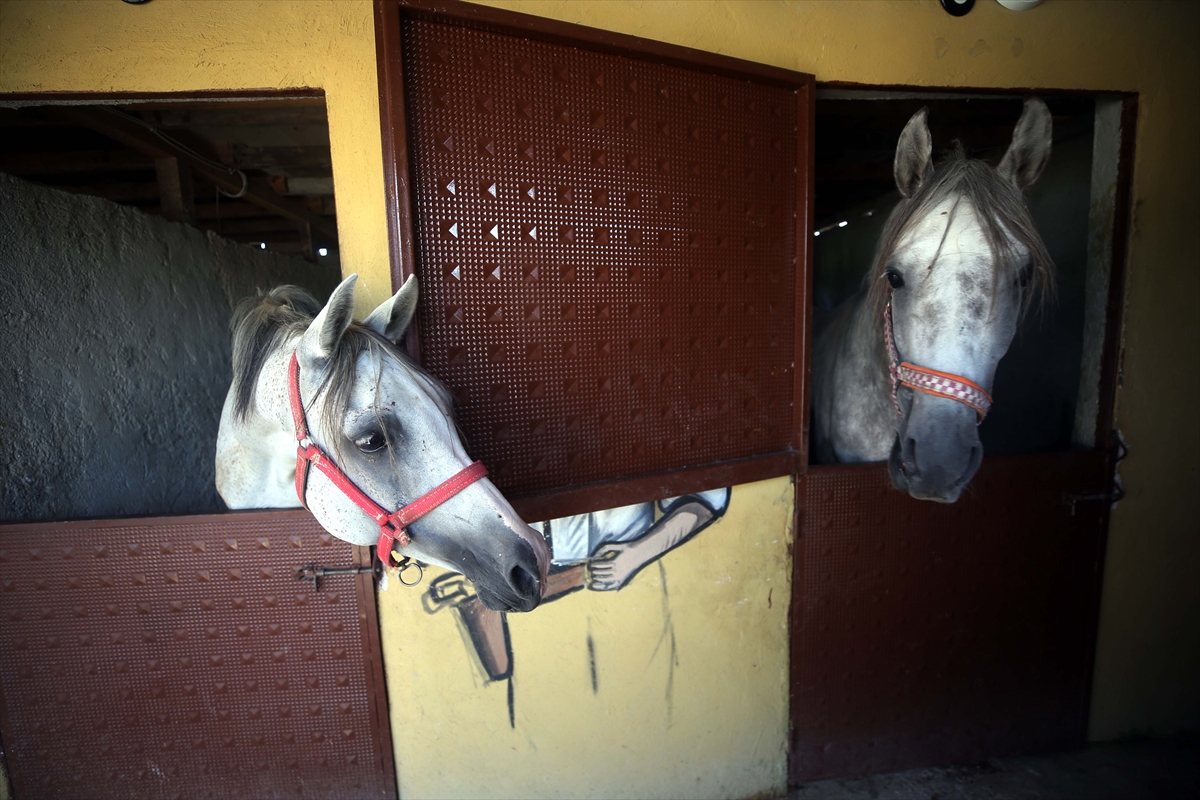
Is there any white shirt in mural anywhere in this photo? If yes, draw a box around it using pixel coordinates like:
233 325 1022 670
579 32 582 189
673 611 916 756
534 488 731 565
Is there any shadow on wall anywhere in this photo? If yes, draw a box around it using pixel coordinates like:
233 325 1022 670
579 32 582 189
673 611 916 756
0 173 338 523
813 107 1093 457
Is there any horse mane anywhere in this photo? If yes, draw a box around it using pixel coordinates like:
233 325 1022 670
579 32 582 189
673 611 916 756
862 144 1055 340
229 285 454 432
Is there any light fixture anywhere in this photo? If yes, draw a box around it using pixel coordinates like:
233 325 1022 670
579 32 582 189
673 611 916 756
318 247 329 257
259 242 266 250
838 220 849 228
939 0 975 15
814 231 821 237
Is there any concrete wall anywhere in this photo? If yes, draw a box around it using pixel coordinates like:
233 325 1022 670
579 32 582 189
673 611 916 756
1 2 1197 796
0 172 337 521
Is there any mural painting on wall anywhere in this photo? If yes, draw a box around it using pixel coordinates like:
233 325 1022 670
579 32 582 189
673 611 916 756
423 488 731 686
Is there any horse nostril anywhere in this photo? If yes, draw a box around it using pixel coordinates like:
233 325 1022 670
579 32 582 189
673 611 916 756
902 437 918 473
508 564 539 599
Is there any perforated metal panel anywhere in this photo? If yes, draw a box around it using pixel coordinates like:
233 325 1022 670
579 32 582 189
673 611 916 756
0 511 394 800
398 18 802 498
790 452 1110 782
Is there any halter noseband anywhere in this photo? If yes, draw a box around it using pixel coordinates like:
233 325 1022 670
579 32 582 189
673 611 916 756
883 295 993 422
287 351 488 569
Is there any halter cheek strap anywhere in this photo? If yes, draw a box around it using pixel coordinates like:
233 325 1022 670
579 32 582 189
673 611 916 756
884 296 993 422
287 351 488 569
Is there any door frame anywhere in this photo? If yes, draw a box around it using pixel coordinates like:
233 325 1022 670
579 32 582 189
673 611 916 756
790 81 1137 784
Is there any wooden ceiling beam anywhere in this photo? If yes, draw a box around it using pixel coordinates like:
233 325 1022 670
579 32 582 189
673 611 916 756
193 200 279 220
195 216 307 236
52 107 337 239
223 144 333 170
138 106 328 127
0 149 154 176
53 180 162 203
210 229 306 244
155 157 195 223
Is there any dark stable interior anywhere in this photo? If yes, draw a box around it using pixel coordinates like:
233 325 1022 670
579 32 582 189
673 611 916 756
0 99 341 267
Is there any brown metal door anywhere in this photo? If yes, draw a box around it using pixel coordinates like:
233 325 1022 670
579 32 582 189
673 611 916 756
376 3 814 522
0 510 395 800
790 451 1112 782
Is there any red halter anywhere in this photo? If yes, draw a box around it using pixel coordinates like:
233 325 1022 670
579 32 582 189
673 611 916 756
884 296 993 422
287 351 488 569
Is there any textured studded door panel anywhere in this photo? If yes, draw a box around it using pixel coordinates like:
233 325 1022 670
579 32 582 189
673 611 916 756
0 511 394 800
385 13 811 516
790 452 1110 782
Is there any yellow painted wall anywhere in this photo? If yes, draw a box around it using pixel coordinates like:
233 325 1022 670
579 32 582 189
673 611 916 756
386 478 793 799
2 1 1198 797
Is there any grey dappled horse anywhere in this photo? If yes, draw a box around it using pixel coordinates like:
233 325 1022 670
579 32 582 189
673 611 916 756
812 99 1055 502
215 274 549 611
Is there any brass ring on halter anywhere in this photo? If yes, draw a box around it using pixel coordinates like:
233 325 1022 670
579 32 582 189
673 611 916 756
396 559 424 587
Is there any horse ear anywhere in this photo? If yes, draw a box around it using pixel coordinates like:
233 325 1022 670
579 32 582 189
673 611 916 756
998 98 1053 188
362 275 418 345
894 107 932 198
299 273 358 362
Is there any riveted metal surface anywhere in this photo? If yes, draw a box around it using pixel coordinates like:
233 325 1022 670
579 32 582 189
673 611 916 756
399 19 800 497
0 511 394 800
791 452 1110 782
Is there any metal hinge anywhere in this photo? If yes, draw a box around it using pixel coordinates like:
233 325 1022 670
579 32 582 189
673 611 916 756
294 562 379 592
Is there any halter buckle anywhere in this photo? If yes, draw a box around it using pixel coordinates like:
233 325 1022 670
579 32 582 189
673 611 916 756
377 522 413 570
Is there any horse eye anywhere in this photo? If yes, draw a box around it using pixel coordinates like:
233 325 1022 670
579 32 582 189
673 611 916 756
1017 262 1032 288
354 432 387 453
886 269 905 290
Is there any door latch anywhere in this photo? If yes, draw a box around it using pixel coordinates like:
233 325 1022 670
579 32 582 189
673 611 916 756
1062 431 1128 516
294 562 379 592
1061 488 1124 517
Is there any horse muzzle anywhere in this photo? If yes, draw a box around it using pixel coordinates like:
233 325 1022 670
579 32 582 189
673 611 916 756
888 393 983 503
471 529 548 613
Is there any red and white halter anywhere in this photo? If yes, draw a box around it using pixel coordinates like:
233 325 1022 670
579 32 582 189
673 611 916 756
287 352 488 569
883 295 993 422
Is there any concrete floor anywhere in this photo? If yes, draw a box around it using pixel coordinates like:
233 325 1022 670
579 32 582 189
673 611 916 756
788 734 1200 799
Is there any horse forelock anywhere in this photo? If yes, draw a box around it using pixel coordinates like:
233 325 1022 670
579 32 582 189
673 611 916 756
230 285 322 422
229 286 457 442
863 148 1055 343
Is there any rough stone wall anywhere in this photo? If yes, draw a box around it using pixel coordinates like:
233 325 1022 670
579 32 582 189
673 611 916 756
0 172 339 522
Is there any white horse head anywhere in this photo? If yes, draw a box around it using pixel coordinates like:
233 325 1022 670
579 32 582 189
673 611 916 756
876 99 1055 501
215 274 549 611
